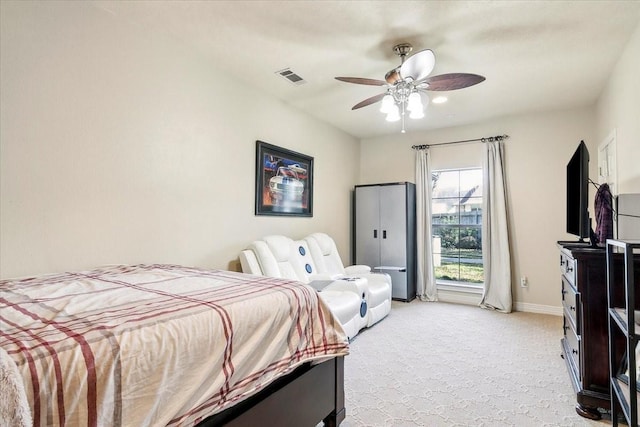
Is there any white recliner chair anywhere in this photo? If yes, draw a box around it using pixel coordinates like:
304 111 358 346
239 235 368 339
305 232 392 327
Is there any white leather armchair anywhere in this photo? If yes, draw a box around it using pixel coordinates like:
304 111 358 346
239 235 368 339
305 232 392 327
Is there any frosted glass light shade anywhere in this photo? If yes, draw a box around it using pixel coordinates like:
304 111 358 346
385 104 400 122
407 92 423 112
380 94 395 113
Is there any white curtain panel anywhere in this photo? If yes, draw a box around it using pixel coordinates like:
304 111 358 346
480 140 512 313
415 149 438 302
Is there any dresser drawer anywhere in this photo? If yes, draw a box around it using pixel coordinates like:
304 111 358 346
562 276 580 334
560 252 577 287
563 315 581 379
558 242 613 415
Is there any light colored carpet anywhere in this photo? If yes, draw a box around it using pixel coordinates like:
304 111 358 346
340 300 611 427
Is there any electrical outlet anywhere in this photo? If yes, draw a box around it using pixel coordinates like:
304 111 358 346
520 276 528 287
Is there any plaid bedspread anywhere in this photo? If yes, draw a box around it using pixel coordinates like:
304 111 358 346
0 264 349 426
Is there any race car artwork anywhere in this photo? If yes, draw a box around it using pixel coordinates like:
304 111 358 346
256 141 313 216
269 166 305 205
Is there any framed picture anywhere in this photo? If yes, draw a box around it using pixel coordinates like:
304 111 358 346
255 140 313 217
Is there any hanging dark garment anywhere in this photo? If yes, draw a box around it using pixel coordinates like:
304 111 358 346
595 183 613 244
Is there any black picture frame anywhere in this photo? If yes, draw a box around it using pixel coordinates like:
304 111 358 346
255 141 313 217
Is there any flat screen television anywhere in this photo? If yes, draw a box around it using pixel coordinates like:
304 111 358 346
566 140 590 241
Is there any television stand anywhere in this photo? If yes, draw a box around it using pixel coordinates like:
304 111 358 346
558 241 640 419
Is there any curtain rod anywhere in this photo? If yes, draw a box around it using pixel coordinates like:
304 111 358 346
411 134 509 150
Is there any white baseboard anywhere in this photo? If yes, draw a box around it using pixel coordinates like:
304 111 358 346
436 290 562 316
436 290 482 306
514 302 562 316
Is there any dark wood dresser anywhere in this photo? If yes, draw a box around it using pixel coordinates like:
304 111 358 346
559 241 640 420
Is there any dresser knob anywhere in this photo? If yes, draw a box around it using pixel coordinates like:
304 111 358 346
570 306 576 311
572 349 578 355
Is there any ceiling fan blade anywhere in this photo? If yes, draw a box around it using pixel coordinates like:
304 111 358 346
335 77 387 86
400 49 435 81
352 93 386 110
421 73 486 91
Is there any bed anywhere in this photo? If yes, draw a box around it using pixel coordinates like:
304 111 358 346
0 264 349 426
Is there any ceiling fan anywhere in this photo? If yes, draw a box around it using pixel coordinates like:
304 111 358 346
335 43 485 132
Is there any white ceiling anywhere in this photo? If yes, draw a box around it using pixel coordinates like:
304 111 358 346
95 1 640 140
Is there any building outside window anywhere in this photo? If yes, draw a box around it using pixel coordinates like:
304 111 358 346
431 168 483 287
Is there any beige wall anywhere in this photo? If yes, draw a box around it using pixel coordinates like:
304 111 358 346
0 2 359 278
596 22 640 193
360 107 597 312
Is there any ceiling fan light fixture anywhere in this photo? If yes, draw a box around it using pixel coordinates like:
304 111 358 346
385 104 400 122
335 43 485 133
380 94 395 113
386 113 401 122
407 92 423 112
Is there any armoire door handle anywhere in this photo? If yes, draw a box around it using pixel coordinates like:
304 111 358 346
373 230 378 238
383 230 387 239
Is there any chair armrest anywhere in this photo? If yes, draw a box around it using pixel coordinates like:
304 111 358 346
307 280 336 292
239 250 262 275
355 272 391 284
309 273 341 281
324 277 368 298
344 265 371 274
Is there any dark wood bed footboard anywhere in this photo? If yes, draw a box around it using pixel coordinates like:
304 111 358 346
198 356 345 427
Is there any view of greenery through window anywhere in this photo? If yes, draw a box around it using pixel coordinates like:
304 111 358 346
432 169 484 284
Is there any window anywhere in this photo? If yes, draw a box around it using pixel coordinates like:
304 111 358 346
432 168 483 286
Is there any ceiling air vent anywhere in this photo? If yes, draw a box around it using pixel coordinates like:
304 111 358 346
276 68 307 85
